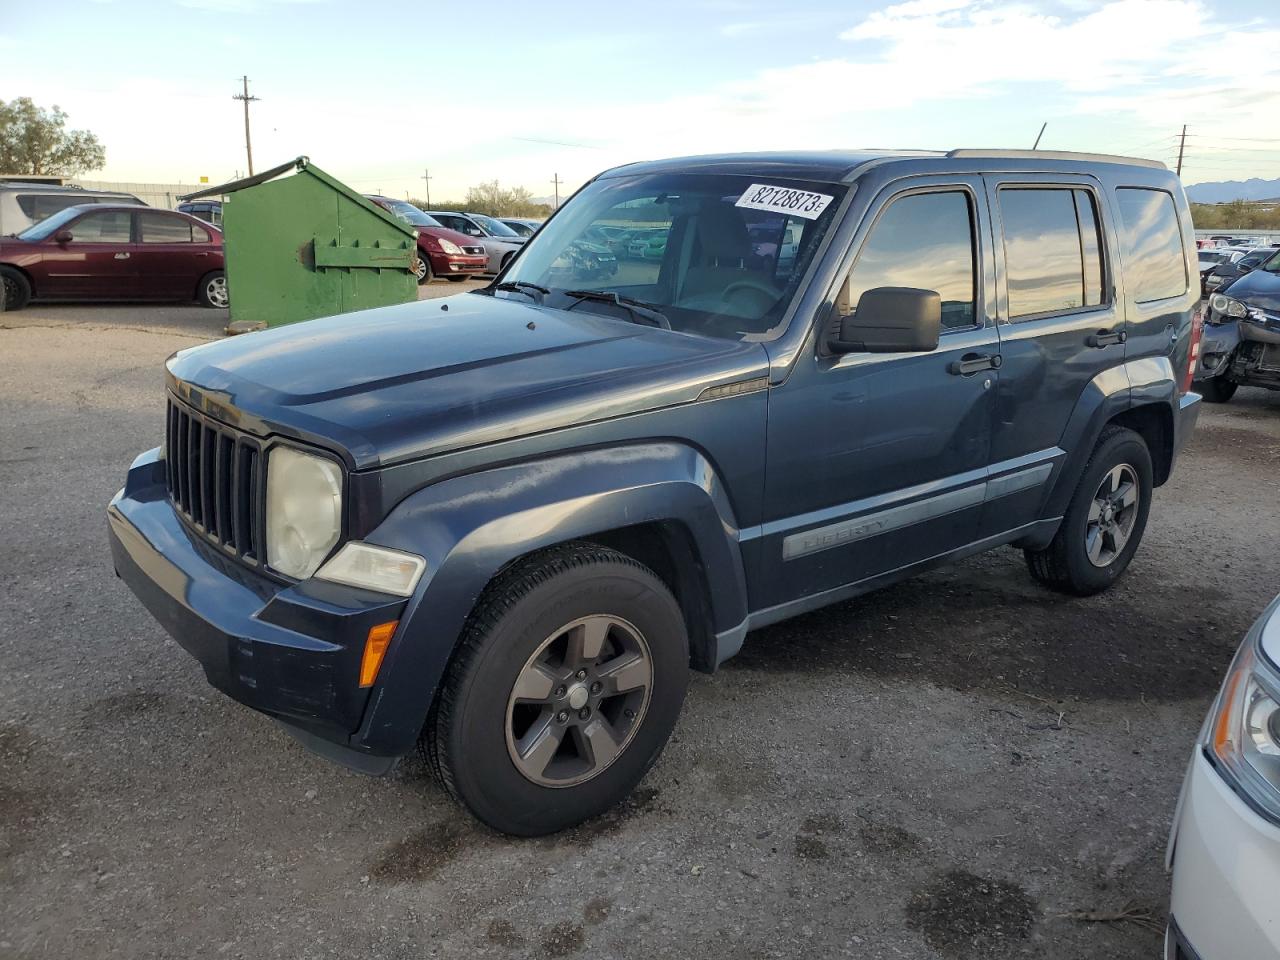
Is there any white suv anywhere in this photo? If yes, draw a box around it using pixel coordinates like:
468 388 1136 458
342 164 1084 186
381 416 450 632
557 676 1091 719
0 183 145 235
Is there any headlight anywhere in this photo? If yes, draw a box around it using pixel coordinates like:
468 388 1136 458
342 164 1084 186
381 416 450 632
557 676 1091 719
1209 293 1248 318
266 446 342 579
1204 600 1280 822
315 542 426 597
437 238 463 255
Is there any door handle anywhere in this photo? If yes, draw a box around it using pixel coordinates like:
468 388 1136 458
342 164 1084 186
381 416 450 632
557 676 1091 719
948 352 1001 376
1086 329 1126 348
114 252 131 260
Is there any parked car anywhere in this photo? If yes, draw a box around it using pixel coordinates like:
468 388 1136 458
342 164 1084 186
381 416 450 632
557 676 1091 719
364 196 488 283
0 204 225 310
1198 250 1234 295
426 211 525 274
499 217 543 238
108 148 1200 836
176 200 222 228
0 182 145 236
1204 246 1279 294
1166 594 1280 960
1195 250 1280 402
547 237 618 282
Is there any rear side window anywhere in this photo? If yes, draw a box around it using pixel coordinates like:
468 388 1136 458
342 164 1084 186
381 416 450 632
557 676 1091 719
847 190 977 330
15 194 84 222
1115 188 1187 302
139 212 194 243
999 187 1106 319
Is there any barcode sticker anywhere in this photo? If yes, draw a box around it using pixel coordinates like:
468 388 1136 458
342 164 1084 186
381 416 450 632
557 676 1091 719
735 184 834 220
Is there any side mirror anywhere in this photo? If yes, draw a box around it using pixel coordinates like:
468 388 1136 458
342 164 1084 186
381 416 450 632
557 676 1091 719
54 229 73 244
829 286 942 354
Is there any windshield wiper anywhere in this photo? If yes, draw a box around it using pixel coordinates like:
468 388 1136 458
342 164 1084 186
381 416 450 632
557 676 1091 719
563 289 671 330
493 280 550 302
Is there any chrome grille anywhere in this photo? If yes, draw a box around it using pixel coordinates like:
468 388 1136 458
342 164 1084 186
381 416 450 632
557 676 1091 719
165 397 264 563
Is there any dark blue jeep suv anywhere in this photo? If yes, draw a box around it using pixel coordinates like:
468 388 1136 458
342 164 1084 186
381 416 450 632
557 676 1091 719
108 149 1202 835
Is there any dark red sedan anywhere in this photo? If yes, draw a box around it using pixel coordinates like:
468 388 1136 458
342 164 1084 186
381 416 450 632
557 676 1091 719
364 195 488 283
0 204 226 311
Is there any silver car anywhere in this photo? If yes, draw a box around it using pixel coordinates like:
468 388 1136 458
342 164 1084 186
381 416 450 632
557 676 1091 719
427 211 525 274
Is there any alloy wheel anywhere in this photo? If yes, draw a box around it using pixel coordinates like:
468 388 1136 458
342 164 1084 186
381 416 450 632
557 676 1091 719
207 275 229 308
504 615 653 787
1085 463 1139 567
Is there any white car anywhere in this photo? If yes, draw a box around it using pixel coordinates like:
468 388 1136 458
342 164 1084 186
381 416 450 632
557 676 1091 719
1167 595 1280 959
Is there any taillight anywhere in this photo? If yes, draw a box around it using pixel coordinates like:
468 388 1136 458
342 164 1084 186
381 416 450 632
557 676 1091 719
1182 308 1203 395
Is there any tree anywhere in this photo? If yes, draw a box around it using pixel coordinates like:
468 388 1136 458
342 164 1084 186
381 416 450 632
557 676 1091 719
0 98 106 177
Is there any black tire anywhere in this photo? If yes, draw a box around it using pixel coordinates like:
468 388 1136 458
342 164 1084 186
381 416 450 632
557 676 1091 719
426 542 689 836
196 270 228 308
446 275 468 282
0 266 32 311
1198 377 1237 404
1024 425 1153 596
414 254 432 285
500 252 513 272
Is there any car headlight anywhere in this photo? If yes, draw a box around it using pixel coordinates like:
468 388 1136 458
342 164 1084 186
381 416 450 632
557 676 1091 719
1209 293 1249 319
1204 599 1280 822
437 238 463 256
314 542 426 597
266 446 342 579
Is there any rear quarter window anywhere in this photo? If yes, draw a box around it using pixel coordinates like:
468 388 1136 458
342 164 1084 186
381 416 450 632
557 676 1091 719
1114 188 1187 302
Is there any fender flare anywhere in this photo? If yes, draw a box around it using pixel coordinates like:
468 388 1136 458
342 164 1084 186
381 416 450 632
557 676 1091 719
351 441 749 757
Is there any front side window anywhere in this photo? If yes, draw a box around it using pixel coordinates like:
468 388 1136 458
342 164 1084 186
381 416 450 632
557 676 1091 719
1115 187 1187 302
498 172 846 341
846 190 977 330
139 212 194 243
66 210 132 243
1000 187 1106 319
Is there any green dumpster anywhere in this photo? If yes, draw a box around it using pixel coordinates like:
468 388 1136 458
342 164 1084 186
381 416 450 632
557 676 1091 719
179 157 417 329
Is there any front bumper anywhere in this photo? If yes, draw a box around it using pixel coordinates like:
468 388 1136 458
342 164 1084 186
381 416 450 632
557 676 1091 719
107 448 407 767
429 253 487 275
1168 750 1280 959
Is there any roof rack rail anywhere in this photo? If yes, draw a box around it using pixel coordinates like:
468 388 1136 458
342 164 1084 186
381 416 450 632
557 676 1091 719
946 149 1166 170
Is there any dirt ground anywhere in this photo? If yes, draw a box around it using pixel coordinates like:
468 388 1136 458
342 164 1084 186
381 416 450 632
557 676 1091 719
2 291 1279 959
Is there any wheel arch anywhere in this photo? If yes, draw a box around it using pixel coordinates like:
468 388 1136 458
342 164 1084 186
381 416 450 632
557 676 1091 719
0 262 36 298
351 442 748 757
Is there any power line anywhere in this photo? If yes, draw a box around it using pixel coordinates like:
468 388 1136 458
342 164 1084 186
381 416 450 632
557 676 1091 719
232 76 260 176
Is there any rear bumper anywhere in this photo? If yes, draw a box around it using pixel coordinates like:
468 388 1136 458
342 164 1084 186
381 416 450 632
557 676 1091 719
107 448 406 768
1168 750 1280 959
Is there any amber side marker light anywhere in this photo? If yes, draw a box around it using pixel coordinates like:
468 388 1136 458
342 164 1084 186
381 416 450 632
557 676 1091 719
360 621 399 688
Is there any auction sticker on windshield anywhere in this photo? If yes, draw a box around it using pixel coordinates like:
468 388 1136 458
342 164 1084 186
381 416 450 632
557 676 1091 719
735 184 834 220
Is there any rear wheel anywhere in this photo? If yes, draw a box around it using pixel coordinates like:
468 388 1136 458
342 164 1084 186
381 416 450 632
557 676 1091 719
426 543 689 836
197 270 228 308
1025 426 1153 596
1199 376 1237 404
0 266 32 311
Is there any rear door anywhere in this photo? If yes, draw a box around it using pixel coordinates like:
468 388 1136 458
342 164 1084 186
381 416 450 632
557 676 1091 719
134 211 215 300
980 175 1124 534
39 208 136 299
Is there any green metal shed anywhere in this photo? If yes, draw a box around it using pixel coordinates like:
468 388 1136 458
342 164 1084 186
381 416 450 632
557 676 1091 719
180 157 417 329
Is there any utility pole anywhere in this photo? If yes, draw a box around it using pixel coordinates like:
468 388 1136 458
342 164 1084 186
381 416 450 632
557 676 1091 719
1032 121 1047 150
421 169 432 207
552 172 563 207
233 76 260 176
1176 124 1187 177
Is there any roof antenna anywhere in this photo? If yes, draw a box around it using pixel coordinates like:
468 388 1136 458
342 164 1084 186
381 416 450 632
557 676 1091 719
1032 122 1047 150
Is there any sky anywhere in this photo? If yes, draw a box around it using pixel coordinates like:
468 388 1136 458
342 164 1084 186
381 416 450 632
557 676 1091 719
2 0 1278 199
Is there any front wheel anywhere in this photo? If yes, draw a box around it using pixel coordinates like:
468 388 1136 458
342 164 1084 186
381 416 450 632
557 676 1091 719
425 543 689 836
413 255 432 285
0 266 32 311
1198 376 1237 404
197 270 228 308
1024 425 1153 596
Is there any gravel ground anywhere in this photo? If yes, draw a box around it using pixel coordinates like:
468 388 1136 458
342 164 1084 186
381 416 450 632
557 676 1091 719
2 292 1279 959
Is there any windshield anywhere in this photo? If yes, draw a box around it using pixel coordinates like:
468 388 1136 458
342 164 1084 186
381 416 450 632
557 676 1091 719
497 172 845 341
16 205 89 240
382 201 441 228
470 213 520 238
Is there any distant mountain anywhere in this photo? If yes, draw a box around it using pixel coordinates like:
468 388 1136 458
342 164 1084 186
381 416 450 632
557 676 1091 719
1185 177 1280 204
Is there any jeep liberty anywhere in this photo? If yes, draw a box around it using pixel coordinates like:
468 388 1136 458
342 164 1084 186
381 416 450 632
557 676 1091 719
109 149 1202 835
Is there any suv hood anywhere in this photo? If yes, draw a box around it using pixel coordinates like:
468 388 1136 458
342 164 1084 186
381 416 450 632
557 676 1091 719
1224 267 1280 313
166 293 768 469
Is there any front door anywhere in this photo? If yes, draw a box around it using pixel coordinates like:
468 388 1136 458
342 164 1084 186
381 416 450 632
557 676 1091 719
39 208 136 299
979 175 1126 535
754 178 999 610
